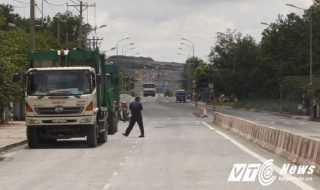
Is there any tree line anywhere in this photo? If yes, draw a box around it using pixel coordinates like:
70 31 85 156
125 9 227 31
179 2 320 112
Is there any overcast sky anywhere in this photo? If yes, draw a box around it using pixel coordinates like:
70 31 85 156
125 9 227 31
4 0 313 63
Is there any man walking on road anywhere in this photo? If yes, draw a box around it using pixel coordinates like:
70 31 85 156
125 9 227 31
123 96 145 137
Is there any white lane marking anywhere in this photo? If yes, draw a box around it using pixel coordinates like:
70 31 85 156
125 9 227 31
133 146 136 148
189 113 196 118
113 172 118 176
167 118 172 119
299 122 307 125
119 163 124 166
270 122 275 124
285 122 291 124
129 151 133 153
102 184 110 190
125 157 128 159
202 122 314 190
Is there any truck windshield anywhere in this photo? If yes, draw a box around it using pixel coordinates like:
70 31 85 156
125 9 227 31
27 70 92 96
144 84 155 88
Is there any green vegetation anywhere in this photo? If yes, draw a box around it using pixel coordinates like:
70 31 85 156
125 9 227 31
179 2 320 113
164 89 174 97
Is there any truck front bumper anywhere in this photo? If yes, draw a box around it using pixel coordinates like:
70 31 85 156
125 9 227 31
26 115 95 126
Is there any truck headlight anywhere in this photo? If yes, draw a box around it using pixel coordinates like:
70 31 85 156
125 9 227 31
80 117 92 123
27 119 39 124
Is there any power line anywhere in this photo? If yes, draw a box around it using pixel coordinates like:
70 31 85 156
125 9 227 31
13 5 29 8
91 15 215 35
35 3 42 15
44 0 67 6
44 0 57 14
13 0 28 5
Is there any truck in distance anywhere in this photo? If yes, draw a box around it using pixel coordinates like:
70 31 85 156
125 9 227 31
143 82 156 97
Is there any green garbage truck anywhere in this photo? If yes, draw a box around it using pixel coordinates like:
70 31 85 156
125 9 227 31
13 48 109 148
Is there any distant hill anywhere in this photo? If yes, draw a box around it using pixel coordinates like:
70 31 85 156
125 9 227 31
107 55 185 93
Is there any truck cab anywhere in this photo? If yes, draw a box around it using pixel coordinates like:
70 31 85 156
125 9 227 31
143 83 156 97
14 48 109 148
175 89 186 103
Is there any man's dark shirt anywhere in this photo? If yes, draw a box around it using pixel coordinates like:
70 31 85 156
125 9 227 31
129 100 143 118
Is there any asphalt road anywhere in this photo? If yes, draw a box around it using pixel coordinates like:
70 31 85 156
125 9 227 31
0 96 319 190
202 104 320 140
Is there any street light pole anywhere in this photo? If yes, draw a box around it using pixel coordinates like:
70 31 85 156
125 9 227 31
286 3 313 117
181 38 194 77
178 48 189 58
178 53 190 92
125 47 135 55
130 52 139 56
116 37 129 55
30 0 35 51
286 4 312 85
122 43 134 55
181 43 193 92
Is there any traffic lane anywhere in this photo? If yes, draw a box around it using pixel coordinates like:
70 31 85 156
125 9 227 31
204 107 320 139
0 133 139 190
0 98 315 190
108 105 312 190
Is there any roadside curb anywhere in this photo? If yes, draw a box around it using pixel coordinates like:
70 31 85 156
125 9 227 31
213 112 320 177
192 101 310 121
0 140 27 152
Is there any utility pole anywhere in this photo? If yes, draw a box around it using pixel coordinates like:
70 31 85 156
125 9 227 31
57 20 60 43
68 1 95 48
30 0 35 51
66 32 68 44
87 37 103 49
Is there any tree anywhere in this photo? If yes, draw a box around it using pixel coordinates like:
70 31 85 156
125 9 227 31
179 57 206 91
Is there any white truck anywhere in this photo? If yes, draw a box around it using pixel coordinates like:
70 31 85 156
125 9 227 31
143 83 156 97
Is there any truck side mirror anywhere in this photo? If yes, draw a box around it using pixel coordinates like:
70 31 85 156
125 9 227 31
96 74 102 84
13 73 20 82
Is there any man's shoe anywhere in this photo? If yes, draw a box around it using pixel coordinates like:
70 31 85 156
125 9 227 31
139 135 145 138
122 133 128 137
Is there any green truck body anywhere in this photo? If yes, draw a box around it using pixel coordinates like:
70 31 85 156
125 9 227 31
15 48 110 148
105 64 120 134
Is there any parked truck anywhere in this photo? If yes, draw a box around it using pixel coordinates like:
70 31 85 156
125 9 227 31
105 63 120 134
13 48 109 148
143 82 156 97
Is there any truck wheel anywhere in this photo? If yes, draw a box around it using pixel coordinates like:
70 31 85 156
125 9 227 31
27 127 39 148
98 117 108 143
108 112 116 135
114 111 119 133
87 125 97 147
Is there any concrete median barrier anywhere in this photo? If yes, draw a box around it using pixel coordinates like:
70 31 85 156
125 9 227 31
213 112 320 176
196 107 207 118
